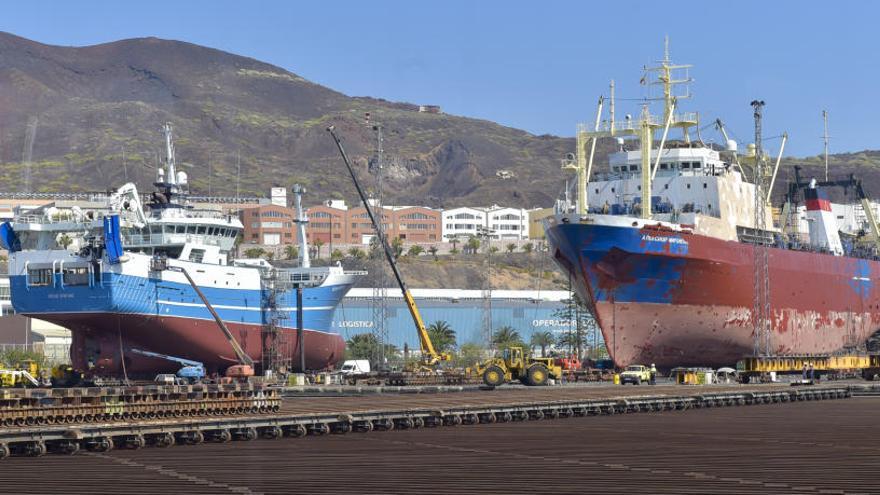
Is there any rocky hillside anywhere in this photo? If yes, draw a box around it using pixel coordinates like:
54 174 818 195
0 32 596 208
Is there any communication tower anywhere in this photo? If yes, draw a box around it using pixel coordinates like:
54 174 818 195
367 116 389 369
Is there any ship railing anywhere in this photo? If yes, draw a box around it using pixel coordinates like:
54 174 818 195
14 210 141 228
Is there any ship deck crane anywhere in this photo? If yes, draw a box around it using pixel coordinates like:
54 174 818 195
129 348 206 381
327 126 450 367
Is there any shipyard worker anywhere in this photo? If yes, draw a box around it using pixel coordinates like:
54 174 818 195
802 363 808 380
650 364 657 385
809 363 816 382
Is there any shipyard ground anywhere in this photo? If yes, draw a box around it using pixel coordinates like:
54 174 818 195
1 387 878 494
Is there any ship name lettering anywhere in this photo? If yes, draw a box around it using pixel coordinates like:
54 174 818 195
641 234 688 245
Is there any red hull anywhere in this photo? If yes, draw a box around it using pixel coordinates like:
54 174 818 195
32 313 344 376
548 221 880 368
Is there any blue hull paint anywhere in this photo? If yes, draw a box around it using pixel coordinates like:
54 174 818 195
547 222 688 306
10 272 351 334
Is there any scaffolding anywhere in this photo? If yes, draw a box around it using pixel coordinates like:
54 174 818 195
260 267 292 374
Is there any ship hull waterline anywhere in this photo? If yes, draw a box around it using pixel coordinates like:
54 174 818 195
546 219 880 369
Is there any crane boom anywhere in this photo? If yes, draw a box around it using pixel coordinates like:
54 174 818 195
326 126 449 365
130 348 203 368
167 265 254 369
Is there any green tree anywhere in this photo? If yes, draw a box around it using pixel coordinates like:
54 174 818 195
488 246 499 255
427 245 439 260
450 238 459 252
312 239 324 259
57 234 73 249
552 294 599 359
347 247 366 260
426 321 456 353
506 243 517 254
330 249 344 262
530 330 555 357
407 245 424 257
345 333 399 368
522 242 534 255
465 236 480 254
449 247 460 255
265 251 275 261
391 236 404 258
491 326 525 349
243 247 266 259
368 236 382 259
284 245 299 260
453 342 486 368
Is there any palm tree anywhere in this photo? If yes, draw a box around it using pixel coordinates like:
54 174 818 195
330 249 344 262
407 245 424 257
391 236 404 258
426 321 456 353
313 239 325 259
522 242 534 255
491 326 523 349
347 247 366 260
427 245 439 260
465 236 480 255
530 331 555 357
506 243 517 255
284 245 299 260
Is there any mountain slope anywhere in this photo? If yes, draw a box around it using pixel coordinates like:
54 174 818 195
0 32 589 207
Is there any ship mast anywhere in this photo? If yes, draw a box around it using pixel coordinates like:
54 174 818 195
570 38 697 219
822 110 830 182
163 122 178 189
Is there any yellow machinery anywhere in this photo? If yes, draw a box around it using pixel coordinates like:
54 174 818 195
328 126 450 367
739 354 874 383
478 346 562 387
0 360 43 388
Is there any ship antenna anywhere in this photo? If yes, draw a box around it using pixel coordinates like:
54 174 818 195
822 110 830 182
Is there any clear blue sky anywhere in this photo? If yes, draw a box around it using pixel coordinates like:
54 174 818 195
2 1 877 156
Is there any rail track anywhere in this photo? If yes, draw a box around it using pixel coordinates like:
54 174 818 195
0 383 280 429
0 384 864 459
2 391 879 494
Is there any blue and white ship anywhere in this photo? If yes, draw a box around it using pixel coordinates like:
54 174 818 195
1 124 360 376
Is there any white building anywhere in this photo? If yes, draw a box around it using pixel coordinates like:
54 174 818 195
441 205 530 241
486 205 529 240
441 207 487 240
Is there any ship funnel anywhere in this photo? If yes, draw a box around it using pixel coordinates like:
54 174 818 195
726 139 737 152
